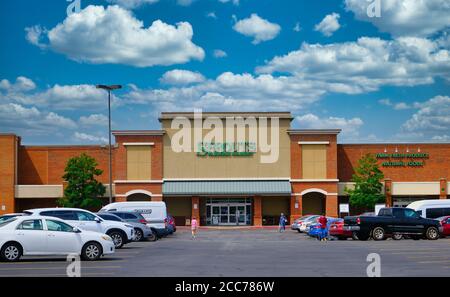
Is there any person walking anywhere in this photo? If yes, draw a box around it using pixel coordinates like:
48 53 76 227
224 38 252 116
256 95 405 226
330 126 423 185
318 215 328 241
191 217 198 240
279 213 287 233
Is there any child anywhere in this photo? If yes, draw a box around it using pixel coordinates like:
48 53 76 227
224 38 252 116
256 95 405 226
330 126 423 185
191 217 198 239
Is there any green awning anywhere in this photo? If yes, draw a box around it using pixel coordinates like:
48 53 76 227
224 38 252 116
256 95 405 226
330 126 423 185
163 180 291 196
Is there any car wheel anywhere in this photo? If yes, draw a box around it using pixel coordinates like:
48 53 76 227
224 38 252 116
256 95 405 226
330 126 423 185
372 227 385 241
351 232 359 240
107 231 125 248
148 230 157 242
392 234 403 240
1 242 22 262
425 227 440 240
297 229 302 233
134 228 143 242
82 242 102 261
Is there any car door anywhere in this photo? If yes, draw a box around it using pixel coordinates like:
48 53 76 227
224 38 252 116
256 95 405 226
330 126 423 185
401 209 424 234
443 218 450 236
15 219 47 254
74 211 103 233
41 210 79 227
45 219 81 254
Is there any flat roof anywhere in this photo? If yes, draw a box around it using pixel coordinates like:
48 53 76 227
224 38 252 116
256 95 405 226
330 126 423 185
159 112 293 121
112 130 165 136
288 129 342 135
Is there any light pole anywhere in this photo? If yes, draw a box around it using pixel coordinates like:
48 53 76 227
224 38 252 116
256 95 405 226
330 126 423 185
96 84 122 204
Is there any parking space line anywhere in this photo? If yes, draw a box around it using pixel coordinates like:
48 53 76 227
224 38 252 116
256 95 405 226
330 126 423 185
418 260 450 264
388 251 445 255
0 266 121 271
1 272 116 277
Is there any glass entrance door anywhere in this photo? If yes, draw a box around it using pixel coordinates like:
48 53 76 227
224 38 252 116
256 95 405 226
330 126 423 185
207 198 252 226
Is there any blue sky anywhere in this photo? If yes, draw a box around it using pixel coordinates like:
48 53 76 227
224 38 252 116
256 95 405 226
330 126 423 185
0 0 449 145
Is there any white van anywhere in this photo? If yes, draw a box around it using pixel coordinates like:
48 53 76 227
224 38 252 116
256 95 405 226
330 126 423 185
407 199 450 219
100 202 169 238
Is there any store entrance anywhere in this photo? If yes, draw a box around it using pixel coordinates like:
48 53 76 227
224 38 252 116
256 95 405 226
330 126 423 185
206 198 252 226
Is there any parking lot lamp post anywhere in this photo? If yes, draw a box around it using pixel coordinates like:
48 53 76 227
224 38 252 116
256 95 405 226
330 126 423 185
96 85 122 205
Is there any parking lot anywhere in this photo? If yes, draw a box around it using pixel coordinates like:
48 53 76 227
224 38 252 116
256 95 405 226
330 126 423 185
1 228 450 277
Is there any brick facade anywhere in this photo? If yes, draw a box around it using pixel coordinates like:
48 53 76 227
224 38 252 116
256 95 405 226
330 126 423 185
1 116 450 220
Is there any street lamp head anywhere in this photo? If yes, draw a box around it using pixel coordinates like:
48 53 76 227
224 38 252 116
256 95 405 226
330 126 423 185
96 84 122 91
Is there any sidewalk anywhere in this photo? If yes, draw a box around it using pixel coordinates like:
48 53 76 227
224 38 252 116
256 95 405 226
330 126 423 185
177 225 281 231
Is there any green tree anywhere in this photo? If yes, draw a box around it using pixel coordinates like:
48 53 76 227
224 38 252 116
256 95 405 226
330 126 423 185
345 153 385 209
58 153 106 209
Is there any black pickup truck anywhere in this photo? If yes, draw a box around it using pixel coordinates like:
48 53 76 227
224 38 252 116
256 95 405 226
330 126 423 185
344 207 442 241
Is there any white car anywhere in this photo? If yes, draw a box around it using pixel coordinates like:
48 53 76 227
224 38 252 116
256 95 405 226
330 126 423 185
100 202 169 238
0 216 115 262
24 208 135 249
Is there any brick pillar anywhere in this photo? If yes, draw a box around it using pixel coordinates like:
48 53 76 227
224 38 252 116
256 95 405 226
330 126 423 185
253 196 262 226
326 195 338 217
384 179 393 207
290 195 302 223
0 135 18 215
151 196 163 202
440 178 448 199
191 196 200 226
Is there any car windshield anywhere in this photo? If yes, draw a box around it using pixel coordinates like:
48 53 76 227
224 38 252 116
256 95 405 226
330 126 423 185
0 218 17 228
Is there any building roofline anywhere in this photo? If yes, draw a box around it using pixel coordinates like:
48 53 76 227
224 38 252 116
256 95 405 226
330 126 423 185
112 130 165 136
338 142 450 145
159 112 293 121
287 129 341 135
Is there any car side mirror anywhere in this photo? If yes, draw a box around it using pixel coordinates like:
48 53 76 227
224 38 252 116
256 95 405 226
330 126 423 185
73 227 81 233
94 217 102 223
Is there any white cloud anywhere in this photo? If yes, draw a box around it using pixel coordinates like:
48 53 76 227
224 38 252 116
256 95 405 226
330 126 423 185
74 132 108 143
378 98 392 106
213 49 227 58
160 69 205 85
296 113 364 139
314 13 340 37
206 12 217 19
393 102 412 110
124 72 327 113
0 80 115 111
218 0 239 5
79 114 109 126
257 36 450 93
401 96 450 139
25 26 47 49
345 0 450 37
0 76 36 92
233 14 281 44
293 22 301 32
26 5 204 67
106 0 159 9
0 103 77 136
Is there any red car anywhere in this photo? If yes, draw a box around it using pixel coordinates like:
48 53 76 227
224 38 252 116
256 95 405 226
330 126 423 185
436 216 450 237
329 219 355 240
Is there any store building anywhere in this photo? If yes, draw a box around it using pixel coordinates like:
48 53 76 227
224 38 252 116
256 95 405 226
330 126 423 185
1 112 449 226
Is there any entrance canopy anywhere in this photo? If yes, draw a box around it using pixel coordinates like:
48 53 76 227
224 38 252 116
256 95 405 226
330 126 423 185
163 180 291 196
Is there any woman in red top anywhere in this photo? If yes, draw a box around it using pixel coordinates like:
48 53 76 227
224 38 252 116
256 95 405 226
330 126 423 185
318 216 328 241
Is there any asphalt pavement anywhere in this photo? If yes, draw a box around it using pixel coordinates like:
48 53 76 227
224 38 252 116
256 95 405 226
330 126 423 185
1 228 450 277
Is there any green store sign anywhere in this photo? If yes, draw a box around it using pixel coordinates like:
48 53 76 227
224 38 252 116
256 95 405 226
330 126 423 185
197 142 257 157
375 152 429 168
